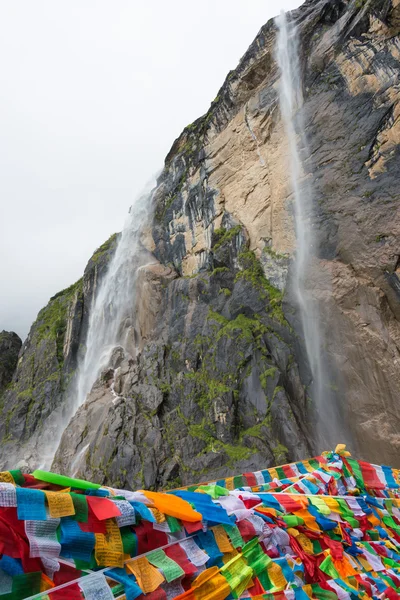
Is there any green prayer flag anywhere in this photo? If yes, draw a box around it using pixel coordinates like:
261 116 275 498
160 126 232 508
70 492 89 523
9 470 25 486
166 515 182 532
346 458 365 490
312 540 323 554
242 537 271 575
0 573 43 600
75 555 97 570
121 526 137 556
319 554 340 579
275 467 286 480
197 484 229 499
383 515 400 533
222 524 244 548
309 497 331 515
311 583 338 599
147 548 185 582
257 569 273 592
385 499 393 514
282 515 304 527
233 475 244 489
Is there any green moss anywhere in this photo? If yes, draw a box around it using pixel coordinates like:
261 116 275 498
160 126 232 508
327 382 339 392
273 443 289 462
235 250 288 327
272 385 284 400
260 367 277 390
213 225 242 251
189 419 256 465
207 309 229 327
208 310 267 344
163 476 182 490
188 420 216 442
91 233 117 264
44 372 60 384
375 233 386 242
17 388 33 401
26 396 36 418
158 192 178 221
36 277 83 365
262 246 287 260
219 288 232 297
159 382 171 395
185 369 232 410
221 443 255 462
49 277 83 302
210 266 229 276
5 408 15 435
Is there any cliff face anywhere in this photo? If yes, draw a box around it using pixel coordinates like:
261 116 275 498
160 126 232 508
0 331 21 395
1 0 399 483
0 235 117 469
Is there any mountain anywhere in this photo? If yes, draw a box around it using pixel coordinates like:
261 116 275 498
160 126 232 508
1 0 399 486
0 331 21 395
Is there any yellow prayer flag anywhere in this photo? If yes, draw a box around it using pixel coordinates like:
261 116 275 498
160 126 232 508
267 562 287 592
296 533 314 554
323 497 341 512
150 507 166 523
45 491 75 518
126 557 165 593
225 477 235 491
293 509 320 532
0 472 14 484
211 525 234 553
95 520 124 568
303 584 314 598
269 468 279 481
192 567 231 600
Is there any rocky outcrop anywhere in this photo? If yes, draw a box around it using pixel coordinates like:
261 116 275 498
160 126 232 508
53 230 311 489
0 234 118 469
0 331 21 395
2 0 400 481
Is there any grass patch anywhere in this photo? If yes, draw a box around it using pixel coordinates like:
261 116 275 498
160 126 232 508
91 233 117 264
235 250 288 326
213 225 242 251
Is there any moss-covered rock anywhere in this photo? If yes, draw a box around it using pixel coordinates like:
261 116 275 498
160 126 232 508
0 331 21 395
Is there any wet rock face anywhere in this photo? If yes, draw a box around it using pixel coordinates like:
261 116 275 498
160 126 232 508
54 231 311 489
0 235 118 470
0 331 22 395
2 0 400 480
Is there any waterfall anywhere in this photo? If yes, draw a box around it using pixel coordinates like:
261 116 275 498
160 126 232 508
275 11 341 448
43 178 157 469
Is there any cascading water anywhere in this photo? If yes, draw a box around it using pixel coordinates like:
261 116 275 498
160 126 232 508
275 11 342 448
43 178 157 469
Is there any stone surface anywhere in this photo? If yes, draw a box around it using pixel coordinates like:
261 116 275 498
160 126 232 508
0 331 21 395
0 234 118 469
1 0 400 482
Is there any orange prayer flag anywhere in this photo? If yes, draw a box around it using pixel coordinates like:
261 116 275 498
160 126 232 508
40 573 55 592
140 490 202 522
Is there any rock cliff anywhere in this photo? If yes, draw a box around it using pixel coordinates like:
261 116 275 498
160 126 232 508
0 331 21 395
0 234 118 469
1 0 399 484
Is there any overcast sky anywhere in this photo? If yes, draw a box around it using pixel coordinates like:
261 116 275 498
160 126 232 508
0 1 300 340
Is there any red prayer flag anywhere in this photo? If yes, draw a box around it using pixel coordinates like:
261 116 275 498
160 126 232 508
86 496 122 520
